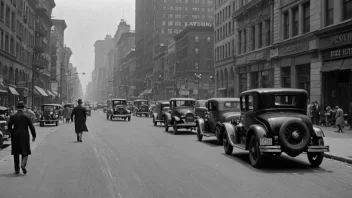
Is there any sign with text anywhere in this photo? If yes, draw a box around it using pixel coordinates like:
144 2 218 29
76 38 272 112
16 81 28 88
278 41 309 56
322 45 352 60
185 22 213 27
236 50 268 66
320 32 352 49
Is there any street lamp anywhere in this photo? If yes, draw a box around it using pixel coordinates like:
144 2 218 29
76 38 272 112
194 73 202 100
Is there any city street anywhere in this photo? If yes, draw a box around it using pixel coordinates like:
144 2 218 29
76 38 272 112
0 111 351 198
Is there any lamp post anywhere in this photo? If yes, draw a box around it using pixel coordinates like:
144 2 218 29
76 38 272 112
194 73 202 100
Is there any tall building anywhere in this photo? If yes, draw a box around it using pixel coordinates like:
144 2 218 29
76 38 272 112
135 0 215 97
215 0 352 114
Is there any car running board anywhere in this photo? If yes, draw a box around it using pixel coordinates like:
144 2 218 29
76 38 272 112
307 146 330 152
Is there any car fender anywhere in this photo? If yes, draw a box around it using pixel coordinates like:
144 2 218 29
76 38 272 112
164 113 172 125
196 118 205 132
173 116 180 122
0 129 3 137
246 124 268 149
153 113 158 119
313 126 325 137
222 123 237 145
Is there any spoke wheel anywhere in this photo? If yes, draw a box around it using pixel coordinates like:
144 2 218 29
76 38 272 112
249 135 265 168
307 138 325 167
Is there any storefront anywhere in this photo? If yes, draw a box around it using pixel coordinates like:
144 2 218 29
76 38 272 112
8 85 19 107
0 83 7 106
34 86 48 107
273 38 318 99
318 27 352 113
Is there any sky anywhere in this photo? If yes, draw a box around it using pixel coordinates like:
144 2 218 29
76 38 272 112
52 0 135 95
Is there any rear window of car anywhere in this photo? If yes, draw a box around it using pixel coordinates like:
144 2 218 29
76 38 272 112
196 101 206 107
175 100 195 107
224 102 240 108
274 95 297 106
113 100 126 105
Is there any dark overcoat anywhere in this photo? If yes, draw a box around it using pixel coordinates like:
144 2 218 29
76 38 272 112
8 110 36 155
71 105 88 133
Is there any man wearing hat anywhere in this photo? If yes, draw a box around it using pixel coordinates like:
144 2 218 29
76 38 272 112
71 99 88 142
7 101 36 174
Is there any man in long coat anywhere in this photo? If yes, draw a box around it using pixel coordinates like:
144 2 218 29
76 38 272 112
8 101 36 174
335 106 345 133
71 99 88 142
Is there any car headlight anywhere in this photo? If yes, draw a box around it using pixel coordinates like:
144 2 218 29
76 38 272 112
5 125 8 130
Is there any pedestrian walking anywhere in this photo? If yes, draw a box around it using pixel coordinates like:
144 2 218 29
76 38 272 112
307 99 313 121
7 101 36 174
63 106 71 123
312 101 320 125
71 99 88 142
335 106 345 133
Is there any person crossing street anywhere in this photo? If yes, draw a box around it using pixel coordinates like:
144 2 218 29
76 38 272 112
7 101 36 175
71 99 88 142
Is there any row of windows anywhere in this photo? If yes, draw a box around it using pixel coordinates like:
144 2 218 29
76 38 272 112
0 29 15 55
163 6 214 13
325 0 352 26
215 39 234 61
215 1 233 26
164 0 213 4
215 20 235 42
283 2 310 40
162 13 213 20
0 1 16 30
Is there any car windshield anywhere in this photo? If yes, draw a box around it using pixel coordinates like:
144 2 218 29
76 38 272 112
274 95 297 106
196 101 206 107
224 102 240 109
43 106 55 111
113 100 127 105
175 100 195 107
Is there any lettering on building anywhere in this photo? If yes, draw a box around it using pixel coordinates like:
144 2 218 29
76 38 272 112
330 47 352 58
286 45 300 53
185 22 213 27
330 33 352 45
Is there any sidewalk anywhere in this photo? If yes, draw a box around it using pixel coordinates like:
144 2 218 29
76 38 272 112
319 125 352 164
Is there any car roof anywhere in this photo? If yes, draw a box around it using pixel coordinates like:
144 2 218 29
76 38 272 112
134 99 148 101
110 98 127 101
169 98 196 101
240 88 308 95
208 98 240 102
42 104 62 106
64 103 74 105
196 100 207 102
156 100 169 104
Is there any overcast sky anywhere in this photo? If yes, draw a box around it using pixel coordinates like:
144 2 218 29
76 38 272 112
52 0 135 95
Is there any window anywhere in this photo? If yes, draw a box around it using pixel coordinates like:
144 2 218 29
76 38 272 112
0 29 3 49
238 30 242 54
266 19 271 45
194 61 199 69
274 95 297 106
303 3 310 33
224 102 240 109
283 12 289 39
343 0 352 20
162 21 166 26
326 0 334 26
260 70 274 88
207 60 211 68
0 1 4 21
195 48 199 55
5 6 9 24
4 33 8 51
195 36 199 42
281 67 291 88
297 64 310 96
292 7 299 36
243 29 247 52
251 72 259 89
240 73 247 93
241 95 254 112
258 22 262 48
251 26 255 50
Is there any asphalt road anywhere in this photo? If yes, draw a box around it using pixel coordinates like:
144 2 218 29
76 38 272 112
0 110 351 198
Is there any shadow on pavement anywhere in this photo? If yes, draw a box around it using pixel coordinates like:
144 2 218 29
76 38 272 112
1 143 10 150
0 173 26 178
166 131 195 135
199 139 221 147
222 153 334 174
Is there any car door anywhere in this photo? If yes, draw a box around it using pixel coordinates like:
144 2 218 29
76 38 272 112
208 101 218 132
241 94 257 131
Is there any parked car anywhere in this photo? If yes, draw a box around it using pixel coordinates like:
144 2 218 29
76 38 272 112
149 104 156 117
151 101 169 126
133 99 150 117
222 88 330 168
195 100 208 119
106 98 131 121
164 98 197 135
39 104 62 127
0 106 9 149
103 104 108 113
196 98 241 144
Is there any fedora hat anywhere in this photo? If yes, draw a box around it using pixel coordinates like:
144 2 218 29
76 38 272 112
17 101 25 108
77 99 83 104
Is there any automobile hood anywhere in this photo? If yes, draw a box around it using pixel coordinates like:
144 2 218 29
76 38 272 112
257 111 313 133
220 111 241 122
174 107 195 117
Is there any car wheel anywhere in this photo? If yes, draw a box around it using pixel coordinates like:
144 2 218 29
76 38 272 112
249 135 265 168
196 125 203 141
110 116 113 121
279 120 310 156
164 120 169 132
0 135 3 150
56 121 59 126
173 121 178 135
153 117 157 126
215 125 223 145
223 133 233 155
128 117 131 121
307 138 325 167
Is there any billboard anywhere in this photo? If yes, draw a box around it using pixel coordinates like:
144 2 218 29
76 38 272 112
51 82 59 92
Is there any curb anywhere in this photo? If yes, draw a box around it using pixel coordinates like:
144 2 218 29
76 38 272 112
324 153 352 165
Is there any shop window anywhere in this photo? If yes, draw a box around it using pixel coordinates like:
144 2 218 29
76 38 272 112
303 3 310 33
297 64 310 96
326 0 334 26
344 0 352 20
240 73 247 93
243 29 247 53
261 70 274 88
251 72 259 89
281 67 291 88
258 22 263 48
292 7 299 36
251 26 255 50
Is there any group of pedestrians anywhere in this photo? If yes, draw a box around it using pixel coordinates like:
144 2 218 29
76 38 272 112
307 99 352 133
7 99 88 175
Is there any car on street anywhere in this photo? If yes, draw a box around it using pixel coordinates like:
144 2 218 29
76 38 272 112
106 98 131 121
39 104 62 127
221 88 330 168
149 104 156 117
195 100 208 119
84 101 92 116
196 98 241 144
151 101 169 126
164 98 197 135
133 99 150 117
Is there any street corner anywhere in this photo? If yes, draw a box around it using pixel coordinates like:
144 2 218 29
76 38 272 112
323 137 352 166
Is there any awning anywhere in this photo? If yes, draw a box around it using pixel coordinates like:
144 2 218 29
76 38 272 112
34 86 48 96
0 83 7 93
218 88 227 91
52 90 58 96
341 58 352 70
47 90 55 96
321 60 343 72
8 86 19 95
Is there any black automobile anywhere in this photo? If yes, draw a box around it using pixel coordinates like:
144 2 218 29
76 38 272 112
39 104 62 127
222 88 330 168
133 99 150 117
106 99 131 121
164 98 197 135
151 101 169 126
195 100 208 119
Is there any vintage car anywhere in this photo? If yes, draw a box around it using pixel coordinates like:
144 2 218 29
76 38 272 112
106 98 131 121
149 104 156 117
195 100 208 119
152 101 169 126
196 98 241 145
133 99 150 117
222 88 330 168
164 98 197 135
84 102 92 116
39 104 62 127
0 106 9 148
